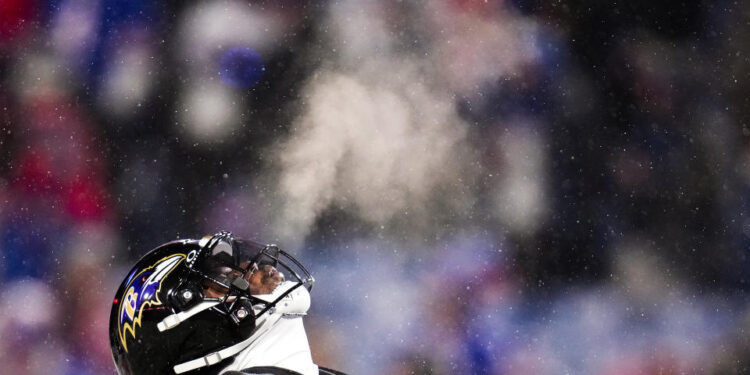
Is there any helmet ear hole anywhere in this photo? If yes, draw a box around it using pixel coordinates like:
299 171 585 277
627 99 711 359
170 284 203 311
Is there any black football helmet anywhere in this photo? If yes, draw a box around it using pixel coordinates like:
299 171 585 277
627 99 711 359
109 231 314 375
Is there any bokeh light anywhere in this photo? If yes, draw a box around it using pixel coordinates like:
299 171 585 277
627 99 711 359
218 46 266 89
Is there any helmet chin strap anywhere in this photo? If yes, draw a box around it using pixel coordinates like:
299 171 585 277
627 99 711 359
171 281 310 374
172 317 274 374
157 300 221 332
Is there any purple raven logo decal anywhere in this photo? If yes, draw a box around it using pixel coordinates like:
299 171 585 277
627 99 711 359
118 254 185 352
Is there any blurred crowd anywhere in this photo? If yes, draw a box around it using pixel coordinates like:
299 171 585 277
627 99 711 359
1 0 750 374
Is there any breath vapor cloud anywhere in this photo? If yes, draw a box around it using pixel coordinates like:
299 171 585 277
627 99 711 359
272 59 477 242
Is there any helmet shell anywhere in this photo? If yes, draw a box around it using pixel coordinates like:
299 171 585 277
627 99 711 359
109 240 238 375
109 233 313 375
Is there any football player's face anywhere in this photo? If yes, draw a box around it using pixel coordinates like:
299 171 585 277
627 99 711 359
243 263 285 295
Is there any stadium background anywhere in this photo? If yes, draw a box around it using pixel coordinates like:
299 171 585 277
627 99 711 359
1 0 750 374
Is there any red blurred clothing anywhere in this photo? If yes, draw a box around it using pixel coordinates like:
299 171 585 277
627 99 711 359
0 0 37 43
11 94 111 222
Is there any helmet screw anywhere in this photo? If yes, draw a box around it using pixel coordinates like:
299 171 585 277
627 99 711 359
236 308 248 319
181 290 193 301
